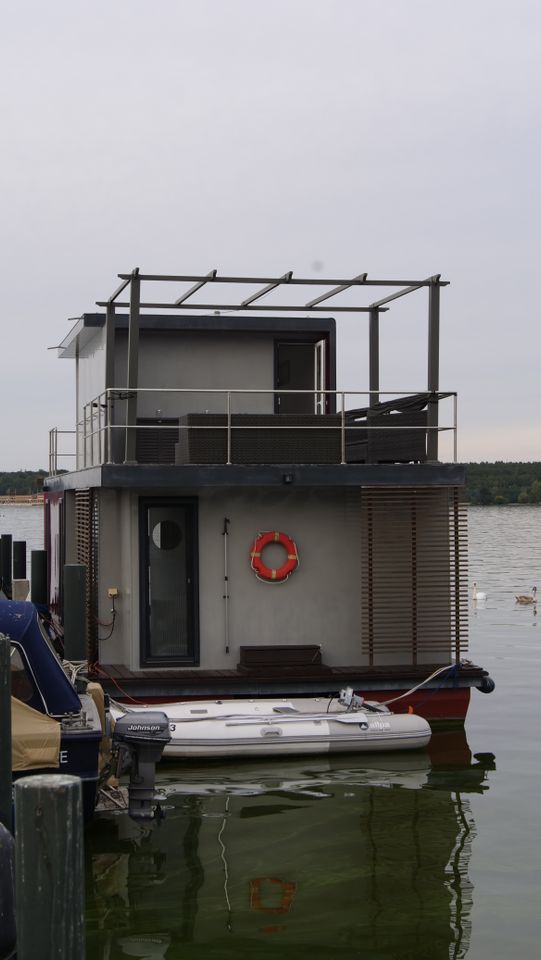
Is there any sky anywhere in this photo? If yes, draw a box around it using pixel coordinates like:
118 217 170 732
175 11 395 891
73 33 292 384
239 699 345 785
1 0 539 469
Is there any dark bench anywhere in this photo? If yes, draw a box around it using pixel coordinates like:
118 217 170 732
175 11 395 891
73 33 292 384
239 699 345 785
175 413 342 464
345 392 433 463
238 644 332 675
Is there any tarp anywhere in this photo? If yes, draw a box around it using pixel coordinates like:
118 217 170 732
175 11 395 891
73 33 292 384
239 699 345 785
0 600 81 715
11 696 60 771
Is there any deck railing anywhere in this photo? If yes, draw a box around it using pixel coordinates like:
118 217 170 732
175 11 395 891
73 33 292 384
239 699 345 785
48 388 457 475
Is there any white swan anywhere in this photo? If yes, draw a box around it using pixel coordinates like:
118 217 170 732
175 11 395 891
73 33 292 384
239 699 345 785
472 582 487 601
515 586 537 605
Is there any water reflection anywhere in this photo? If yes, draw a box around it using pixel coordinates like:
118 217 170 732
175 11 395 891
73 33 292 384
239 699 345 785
86 730 495 960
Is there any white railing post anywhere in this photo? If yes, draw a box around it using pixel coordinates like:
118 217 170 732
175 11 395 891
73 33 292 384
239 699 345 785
340 393 346 464
453 393 458 463
106 390 113 464
226 391 232 465
83 404 88 468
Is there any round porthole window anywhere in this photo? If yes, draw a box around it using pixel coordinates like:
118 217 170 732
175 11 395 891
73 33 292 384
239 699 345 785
152 520 182 550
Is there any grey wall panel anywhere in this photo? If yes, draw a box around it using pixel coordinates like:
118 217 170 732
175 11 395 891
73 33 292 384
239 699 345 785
194 488 363 669
113 331 275 422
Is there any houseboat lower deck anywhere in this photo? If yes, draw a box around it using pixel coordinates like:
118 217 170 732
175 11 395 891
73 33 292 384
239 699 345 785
91 661 490 722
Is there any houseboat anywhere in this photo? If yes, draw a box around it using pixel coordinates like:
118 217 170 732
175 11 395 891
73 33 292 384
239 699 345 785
44 269 494 721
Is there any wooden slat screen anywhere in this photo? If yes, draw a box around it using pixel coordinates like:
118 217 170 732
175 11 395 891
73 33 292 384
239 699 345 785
361 487 468 665
74 489 99 662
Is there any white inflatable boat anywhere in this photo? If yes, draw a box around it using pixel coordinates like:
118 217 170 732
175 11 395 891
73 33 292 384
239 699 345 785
110 689 431 758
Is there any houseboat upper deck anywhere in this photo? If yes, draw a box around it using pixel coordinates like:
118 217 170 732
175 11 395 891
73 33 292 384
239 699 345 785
44 269 493 720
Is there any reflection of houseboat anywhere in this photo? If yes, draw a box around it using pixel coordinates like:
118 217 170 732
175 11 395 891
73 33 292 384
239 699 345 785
86 736 491 958
44 269 494 720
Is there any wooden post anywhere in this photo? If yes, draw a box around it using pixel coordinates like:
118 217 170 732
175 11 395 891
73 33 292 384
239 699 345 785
14 774 85 959
0 635 11 832
0 822 16 960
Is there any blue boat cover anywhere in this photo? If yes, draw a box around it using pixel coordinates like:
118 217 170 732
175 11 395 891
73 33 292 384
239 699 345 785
0 600 81 716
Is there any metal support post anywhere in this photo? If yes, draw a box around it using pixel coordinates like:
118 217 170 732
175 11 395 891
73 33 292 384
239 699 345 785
369 307 380 406
15 774 85 959
427 280 440 461
124 269 141 463
105 301 116 463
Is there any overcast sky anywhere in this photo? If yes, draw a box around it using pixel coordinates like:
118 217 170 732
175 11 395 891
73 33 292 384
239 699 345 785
1 0 539 470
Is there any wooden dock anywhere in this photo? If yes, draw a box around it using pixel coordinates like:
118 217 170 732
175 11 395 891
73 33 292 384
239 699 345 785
0 494 43 505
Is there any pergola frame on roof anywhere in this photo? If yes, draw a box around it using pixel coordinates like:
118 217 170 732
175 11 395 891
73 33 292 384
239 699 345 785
96 269 448 463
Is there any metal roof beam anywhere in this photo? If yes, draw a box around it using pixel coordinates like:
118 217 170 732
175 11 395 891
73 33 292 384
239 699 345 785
95 301 386 313
108 276 132 304
174 268 217 305
305 272 368 308
241 271 293 306
115 273 444 287
369 275 444 309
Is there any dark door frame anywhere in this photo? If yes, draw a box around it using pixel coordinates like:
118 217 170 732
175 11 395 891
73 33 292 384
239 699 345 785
139 496 200 666
273 335 333 414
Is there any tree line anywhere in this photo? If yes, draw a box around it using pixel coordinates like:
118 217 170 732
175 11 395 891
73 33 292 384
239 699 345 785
464 462 541 504
1 464 540 504
0 471 47 495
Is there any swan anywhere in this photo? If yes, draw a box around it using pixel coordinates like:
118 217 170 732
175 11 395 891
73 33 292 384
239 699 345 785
472 582 487 601
515 586 537 605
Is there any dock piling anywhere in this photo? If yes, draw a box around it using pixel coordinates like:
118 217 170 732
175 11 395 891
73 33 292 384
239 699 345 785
0 634 12 832
30 550 48 606
12 541 26 580
0 822 16 960
14 774 86 959
63 564 88 662
0 536 12 599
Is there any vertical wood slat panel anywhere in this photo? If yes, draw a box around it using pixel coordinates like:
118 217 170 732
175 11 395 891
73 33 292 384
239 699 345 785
361 487 468 662
74 490 99 662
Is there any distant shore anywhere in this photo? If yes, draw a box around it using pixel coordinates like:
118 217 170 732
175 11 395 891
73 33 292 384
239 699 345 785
0 494 43 505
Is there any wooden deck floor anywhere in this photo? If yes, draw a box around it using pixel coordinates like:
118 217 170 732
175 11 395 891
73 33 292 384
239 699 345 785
90 661 487 696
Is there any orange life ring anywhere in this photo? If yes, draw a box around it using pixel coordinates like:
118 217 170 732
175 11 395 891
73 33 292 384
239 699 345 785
250 531 299 582
249 877 297 914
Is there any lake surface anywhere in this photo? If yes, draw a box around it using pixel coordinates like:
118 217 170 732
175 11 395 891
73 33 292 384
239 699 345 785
3 504 541 958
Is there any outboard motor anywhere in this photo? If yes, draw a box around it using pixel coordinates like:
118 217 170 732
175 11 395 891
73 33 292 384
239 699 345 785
112 712 171 821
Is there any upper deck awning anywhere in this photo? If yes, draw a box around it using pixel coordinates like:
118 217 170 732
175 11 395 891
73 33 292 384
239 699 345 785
51 267 450 470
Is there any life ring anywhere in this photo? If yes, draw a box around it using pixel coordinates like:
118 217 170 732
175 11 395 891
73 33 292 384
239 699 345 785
250 531 299 582
249 877 297 914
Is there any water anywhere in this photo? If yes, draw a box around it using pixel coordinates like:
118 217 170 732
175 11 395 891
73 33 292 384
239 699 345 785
4 504 541 958
0 504 44 558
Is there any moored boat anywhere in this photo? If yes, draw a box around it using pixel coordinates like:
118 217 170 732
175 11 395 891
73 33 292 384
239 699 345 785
3 599 171 822
110 689 431 758
4 599 103 820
